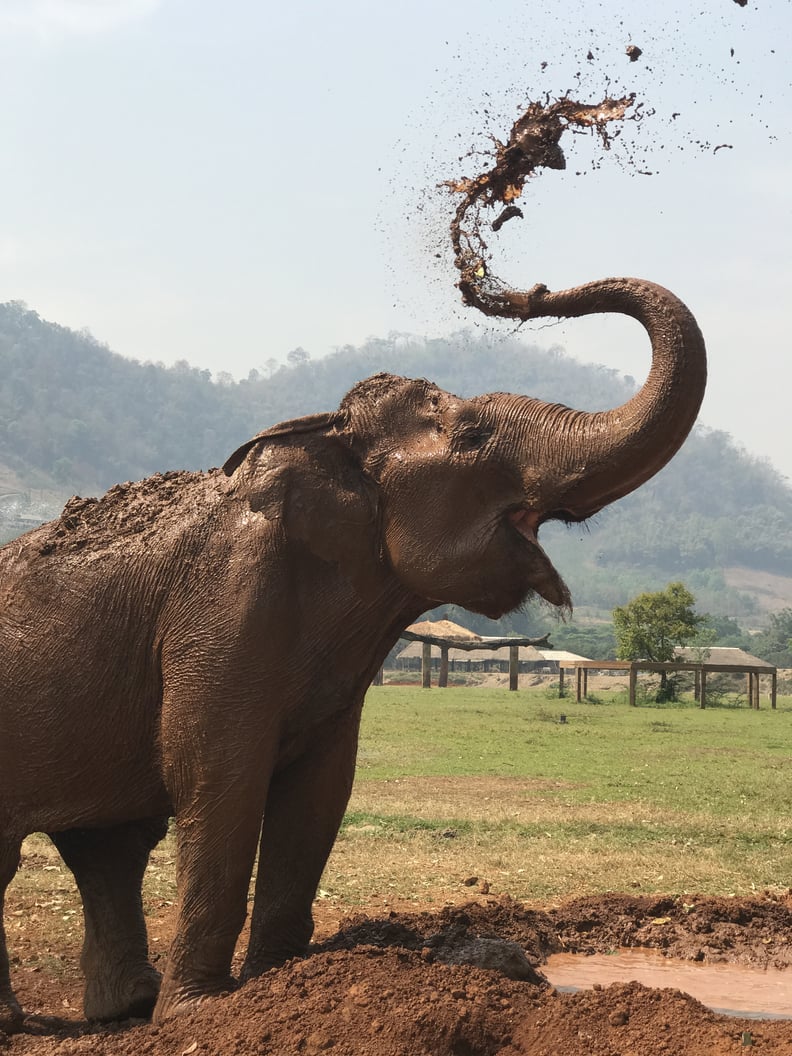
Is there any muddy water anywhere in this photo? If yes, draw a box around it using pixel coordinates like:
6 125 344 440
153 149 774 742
544 949 792 1019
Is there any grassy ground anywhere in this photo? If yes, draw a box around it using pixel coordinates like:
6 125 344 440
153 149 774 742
326 685 792 904
12 685 792 951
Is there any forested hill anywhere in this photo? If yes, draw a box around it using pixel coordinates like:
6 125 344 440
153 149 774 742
0 300 644 493
1 299 790 623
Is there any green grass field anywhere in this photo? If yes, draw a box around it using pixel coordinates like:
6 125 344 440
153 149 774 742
323 686 792 904
14 685 792 938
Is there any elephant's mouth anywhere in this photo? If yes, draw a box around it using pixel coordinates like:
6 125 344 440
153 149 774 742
507 508 571 609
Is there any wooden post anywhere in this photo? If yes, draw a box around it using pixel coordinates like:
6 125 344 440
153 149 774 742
421 641 432 688
582 668 588 700
700 667 707 708
746 672 752 705
694 668 701 702
438 645 449 688
509 644 519 692
559 666 565 698
772 671 777 709
629 665 637 707
576 666 583 702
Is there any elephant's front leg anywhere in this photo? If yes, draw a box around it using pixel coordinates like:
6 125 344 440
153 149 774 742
153 749 272 1024
241 704 362 980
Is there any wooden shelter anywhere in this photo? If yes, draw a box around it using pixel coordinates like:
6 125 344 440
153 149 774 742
561 646 777 708
397 620 550 691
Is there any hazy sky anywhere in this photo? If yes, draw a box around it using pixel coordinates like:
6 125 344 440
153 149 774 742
2 1 791 475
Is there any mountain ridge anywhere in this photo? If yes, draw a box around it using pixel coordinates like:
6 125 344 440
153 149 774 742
2 300 789 625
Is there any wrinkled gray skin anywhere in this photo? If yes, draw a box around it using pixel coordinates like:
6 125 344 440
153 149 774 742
0 278 706 1026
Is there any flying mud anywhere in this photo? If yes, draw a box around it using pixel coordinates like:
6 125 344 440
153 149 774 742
446 94 636 320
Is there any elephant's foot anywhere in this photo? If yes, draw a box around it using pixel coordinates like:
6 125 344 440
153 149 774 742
83 965 161 1022
152 974 237 1025
241 945 307 982
0 989 24 1033
242 910 314 982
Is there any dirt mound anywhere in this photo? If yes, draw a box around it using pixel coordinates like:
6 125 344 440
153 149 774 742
504 982 762 1056
7 893 792 1055
549 891 792 968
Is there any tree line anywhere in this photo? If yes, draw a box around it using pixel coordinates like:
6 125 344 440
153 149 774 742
2 299 791 631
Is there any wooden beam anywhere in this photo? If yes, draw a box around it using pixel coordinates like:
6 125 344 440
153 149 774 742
421 641 432 689
559 666 565 698
629 665 637 707
509 644 519 692
572 660 776 676
438 645 449 688
400 630 550 651
772 671 777 709
572 660 632 670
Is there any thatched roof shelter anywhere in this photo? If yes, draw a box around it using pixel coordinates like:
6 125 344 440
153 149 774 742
674 646 775 670
398 641 546 665
398 620 549 690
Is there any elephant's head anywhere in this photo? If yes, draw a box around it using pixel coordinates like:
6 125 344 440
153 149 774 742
225 276 705 620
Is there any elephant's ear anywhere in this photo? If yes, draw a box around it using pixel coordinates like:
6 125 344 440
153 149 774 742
229 411 387 602
282 454 387 602
223 412 344 475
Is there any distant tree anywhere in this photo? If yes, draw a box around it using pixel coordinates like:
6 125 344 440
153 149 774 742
613 582 708 699
286 347 310 367
544 622 617 661
51 457 75 485
706 613 749 649
687 625 717 664
748 608 792 667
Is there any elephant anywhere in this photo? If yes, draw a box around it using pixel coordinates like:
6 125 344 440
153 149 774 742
0 275 706 1026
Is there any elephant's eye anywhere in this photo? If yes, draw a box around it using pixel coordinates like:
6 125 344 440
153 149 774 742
455 426 491 452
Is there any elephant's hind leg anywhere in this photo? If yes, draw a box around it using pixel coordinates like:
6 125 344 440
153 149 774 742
0 834 23 1030
49 816 168 1022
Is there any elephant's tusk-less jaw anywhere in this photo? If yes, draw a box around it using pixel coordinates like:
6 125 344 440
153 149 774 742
507 508 541 542
506 507 572 610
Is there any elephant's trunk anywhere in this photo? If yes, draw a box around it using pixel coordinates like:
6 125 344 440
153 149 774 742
468 276 707 520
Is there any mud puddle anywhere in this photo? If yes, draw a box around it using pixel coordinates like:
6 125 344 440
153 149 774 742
544 948 792 1019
